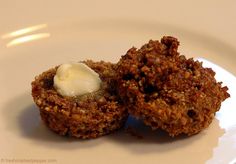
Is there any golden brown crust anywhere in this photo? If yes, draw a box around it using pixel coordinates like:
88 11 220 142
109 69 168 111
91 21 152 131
115 36 230 136
31 60 128 139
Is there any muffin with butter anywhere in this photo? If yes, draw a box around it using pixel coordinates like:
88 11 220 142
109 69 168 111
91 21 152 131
31 60 128 139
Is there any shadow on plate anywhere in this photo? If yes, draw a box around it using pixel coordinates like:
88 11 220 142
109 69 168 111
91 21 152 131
107 116 203 153
1 93 103 150
106 116 225 164
1 92 225 162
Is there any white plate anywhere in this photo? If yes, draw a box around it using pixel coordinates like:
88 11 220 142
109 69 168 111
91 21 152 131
0 1 236 164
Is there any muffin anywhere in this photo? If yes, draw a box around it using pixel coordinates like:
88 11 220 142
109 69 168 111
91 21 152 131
32 60 128 139
115 36 230 136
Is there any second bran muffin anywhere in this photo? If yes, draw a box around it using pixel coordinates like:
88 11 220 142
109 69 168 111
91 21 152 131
32 60 128 139
116 36 230 136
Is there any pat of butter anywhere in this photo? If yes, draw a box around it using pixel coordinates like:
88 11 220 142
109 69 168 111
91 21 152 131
53 62 101 97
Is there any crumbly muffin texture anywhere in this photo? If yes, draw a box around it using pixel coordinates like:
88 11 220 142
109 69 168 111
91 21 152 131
32 60 128 139
115 36 230 136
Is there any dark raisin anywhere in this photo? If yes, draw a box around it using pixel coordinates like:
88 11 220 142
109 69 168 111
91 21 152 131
150 121 158 127
140 71 146 77
110 120 115 125
144 85 156 94
168 98 176 105
43 78 53 89
195 84 202 90
100 107 107 113
143 56 148 64
123 73 133 80
144 95 150 102
187 110 196 118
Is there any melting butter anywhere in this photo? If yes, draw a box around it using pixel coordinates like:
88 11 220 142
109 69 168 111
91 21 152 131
53 62 101 97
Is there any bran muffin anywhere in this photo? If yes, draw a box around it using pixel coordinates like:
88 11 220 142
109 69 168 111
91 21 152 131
115 36 230 136
32 60 128 139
